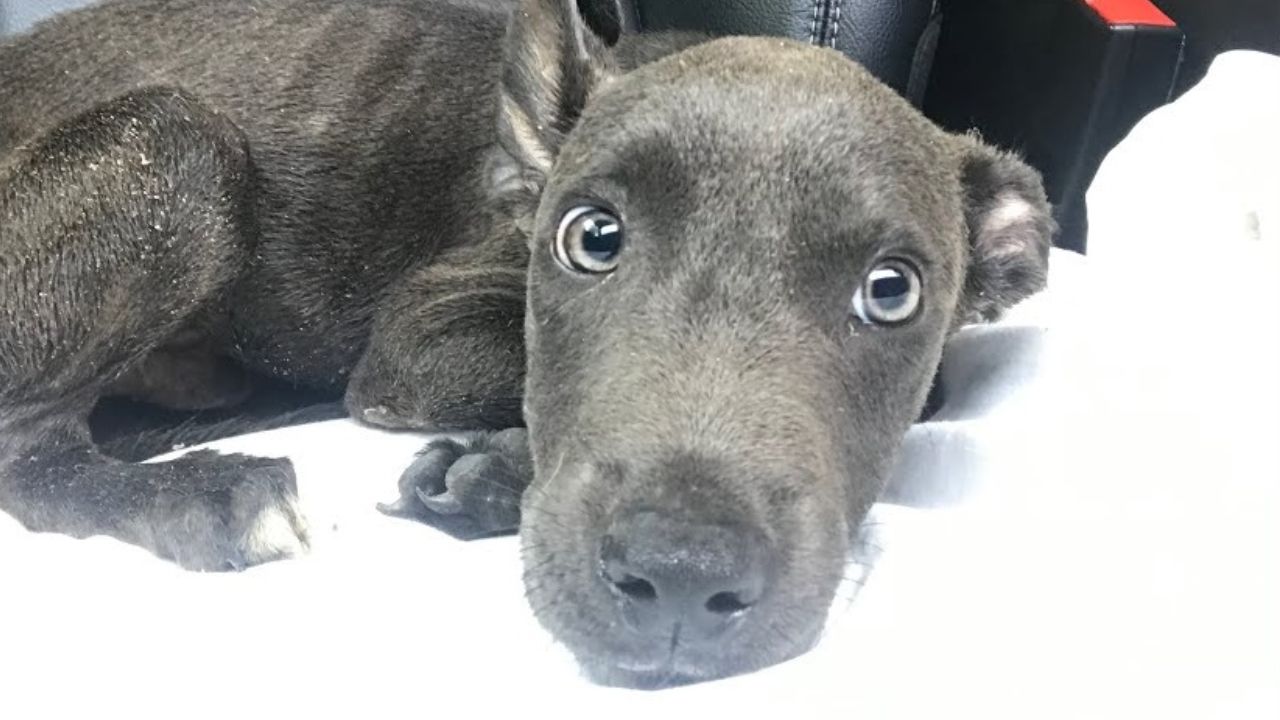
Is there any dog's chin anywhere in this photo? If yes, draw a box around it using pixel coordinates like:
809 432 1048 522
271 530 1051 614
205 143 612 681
584 662 713 690
574 626 824 690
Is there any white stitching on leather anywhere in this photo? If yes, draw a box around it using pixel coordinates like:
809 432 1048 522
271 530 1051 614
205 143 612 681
828 0 843 48
809 0 823 44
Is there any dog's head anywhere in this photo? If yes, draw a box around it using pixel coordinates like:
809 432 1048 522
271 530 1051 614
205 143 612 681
490 0 1053 687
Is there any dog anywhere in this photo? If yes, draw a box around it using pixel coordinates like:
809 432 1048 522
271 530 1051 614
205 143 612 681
0 0 1053 688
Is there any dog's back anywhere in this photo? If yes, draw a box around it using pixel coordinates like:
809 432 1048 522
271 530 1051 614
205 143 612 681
1 0 510 150
2 0 513 383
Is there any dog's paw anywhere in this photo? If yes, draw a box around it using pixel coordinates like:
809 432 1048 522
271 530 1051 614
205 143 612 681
378 428 530 540
147 452 310 571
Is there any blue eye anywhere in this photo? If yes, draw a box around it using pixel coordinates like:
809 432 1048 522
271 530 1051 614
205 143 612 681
851 258 922 326
555 206 623 274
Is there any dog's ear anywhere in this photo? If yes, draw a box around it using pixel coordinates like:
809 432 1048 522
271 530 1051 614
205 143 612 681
954 135 1056 325
489 0 617 228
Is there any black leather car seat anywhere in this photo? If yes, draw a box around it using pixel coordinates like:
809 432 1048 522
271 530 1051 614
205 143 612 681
597 0 942 106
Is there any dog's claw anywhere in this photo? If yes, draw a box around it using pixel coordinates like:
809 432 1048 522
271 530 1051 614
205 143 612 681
415 485 463 515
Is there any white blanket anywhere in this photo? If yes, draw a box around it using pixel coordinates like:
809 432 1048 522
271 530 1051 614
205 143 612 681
3 51 1278 719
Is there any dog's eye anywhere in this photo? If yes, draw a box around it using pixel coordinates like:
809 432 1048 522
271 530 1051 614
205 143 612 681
555 206 623 274
851 259 921 326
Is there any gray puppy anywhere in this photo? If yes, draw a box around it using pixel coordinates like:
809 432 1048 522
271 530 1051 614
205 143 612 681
0 0 1051 687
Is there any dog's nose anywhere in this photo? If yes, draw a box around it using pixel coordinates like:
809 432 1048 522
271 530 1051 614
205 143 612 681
599 510 770 644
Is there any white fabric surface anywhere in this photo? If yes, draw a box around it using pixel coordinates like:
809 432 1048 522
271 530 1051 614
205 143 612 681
3 51 1278 718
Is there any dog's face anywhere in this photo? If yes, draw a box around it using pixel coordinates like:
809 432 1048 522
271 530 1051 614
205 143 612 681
491 0 1052 687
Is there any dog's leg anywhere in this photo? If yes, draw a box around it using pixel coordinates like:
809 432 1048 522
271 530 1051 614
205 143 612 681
344 229 528 432
0 88 308 570
343 232 532 538
343 224 534 537
378 428 530 539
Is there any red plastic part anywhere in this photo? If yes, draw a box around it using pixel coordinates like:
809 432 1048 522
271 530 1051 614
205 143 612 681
1084 0 1177 27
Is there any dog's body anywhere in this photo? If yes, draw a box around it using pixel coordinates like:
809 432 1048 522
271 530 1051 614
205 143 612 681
0 0 1052 687
2 0 522 399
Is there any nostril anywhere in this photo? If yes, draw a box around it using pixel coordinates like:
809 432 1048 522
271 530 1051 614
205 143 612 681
599 511 773 640
705 591 753 616
611 574 658 603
